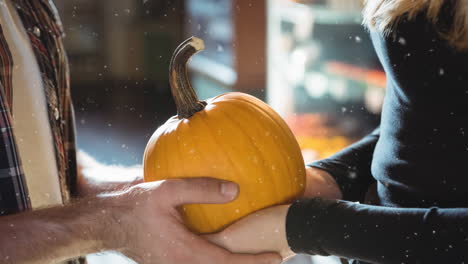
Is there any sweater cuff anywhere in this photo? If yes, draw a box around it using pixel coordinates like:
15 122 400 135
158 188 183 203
286 198 335 256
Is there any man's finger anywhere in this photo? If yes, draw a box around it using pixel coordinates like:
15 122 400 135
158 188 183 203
160 177 239 207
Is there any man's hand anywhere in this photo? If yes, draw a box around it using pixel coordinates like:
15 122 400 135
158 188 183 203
303 166 342 199
108 178 282 264
0 178 281 264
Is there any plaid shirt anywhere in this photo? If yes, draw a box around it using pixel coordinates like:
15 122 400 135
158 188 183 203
0 0 77 218
0 1 85 262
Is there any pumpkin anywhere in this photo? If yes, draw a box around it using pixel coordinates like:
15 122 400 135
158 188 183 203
143 37 306 234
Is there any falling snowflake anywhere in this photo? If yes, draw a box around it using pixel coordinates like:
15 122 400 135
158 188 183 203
398 37 406 45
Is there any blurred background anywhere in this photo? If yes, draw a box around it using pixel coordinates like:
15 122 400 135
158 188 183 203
55 0 383 263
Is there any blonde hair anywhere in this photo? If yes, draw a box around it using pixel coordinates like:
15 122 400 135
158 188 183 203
363 0 468 50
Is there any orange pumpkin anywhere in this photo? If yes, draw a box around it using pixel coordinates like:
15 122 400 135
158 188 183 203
143 37 305 234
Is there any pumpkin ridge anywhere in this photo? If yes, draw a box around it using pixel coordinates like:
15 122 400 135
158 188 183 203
214 103 283 202
172 121 191 222
219 98 295 155
243 97 305 196
183 114 221 232
225 96 298 143
174 123 185 178
194 111 243 179
191 110 249 230
151 128 171 178
211 101 303 206
229 97 305 180
221 97 297 146
201 107 284 221
219 98 301 195
187 118 224 232
171 123 187 182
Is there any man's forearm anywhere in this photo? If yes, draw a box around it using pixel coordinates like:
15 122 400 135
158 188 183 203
0 197 120 264
77 151 143 196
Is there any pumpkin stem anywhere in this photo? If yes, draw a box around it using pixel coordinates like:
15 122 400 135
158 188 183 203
169 37 207 119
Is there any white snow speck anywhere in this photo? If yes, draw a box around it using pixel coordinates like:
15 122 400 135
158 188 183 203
398 37 406 45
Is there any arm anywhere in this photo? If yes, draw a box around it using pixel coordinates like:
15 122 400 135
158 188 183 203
76 151 143 197
308 127 380 202
0 178 281 264
287 198 468 263
209 198 468 263
0 196 112 263
303 166 342 200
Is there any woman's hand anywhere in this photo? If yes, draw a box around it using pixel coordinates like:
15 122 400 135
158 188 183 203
205 166 342 261
303 166 342 199
204 205 294 260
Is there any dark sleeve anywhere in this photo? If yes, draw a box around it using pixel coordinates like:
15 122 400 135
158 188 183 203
308 128 379 202
286 198 468 264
